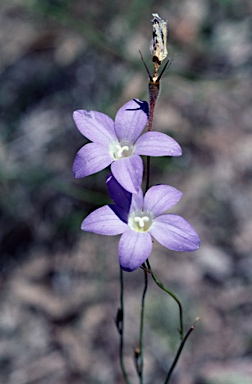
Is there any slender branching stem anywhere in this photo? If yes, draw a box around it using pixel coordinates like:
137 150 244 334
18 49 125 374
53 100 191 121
145 259 184 339
135 265 149 383
164 319 199 383
119 268 132 384
139 46 190 383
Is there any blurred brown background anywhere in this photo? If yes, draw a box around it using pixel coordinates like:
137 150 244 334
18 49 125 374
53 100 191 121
0 0 252 383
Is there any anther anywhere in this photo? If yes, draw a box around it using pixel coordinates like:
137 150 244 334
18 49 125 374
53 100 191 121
134 216 149 228
116 145 130 158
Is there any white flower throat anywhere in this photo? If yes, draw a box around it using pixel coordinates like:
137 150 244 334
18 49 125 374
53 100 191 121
110 140 134 160
116 144 130 158
129 210 154 232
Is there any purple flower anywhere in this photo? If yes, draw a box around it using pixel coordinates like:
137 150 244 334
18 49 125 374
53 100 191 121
82 175 200 272
73 99 181 193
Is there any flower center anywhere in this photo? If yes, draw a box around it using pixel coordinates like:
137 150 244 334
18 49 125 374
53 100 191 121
128 210 154 232
110 140 134 160
116 144 130 158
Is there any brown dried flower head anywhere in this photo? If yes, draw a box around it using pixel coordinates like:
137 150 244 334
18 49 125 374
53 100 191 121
150 13 168 66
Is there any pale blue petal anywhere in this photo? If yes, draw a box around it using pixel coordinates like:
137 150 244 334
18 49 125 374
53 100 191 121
134 132 182 156
118 230 152 271
114 99 149 143
81 206 128 235
111 155 143 193
73 110 117 145
144 185 182 216
73 143 112 178
150 214 200 251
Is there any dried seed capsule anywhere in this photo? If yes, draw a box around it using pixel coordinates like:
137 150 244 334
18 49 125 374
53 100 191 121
150 13 168 66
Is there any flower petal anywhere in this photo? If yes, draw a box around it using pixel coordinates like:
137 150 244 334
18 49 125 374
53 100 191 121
111 155 143 193
135 132 181 156
73 143 112 178
144 185 182 216
118 230 152 271
73 110 117 145
81 206 128 235
150 214 200 251
106 174 132 212
114 99 149 143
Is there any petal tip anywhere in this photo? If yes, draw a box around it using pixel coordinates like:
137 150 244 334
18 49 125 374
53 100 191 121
73 110 81 120
120 265 136 272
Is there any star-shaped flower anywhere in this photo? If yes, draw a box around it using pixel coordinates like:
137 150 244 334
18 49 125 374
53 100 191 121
73 99 181 193
81 175 200 272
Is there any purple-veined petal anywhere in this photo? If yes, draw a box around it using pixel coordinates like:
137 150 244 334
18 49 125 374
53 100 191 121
73 143 112 178
90 111 117 137
150 214 200 251
144 185 182 216
111 155 143 193
134 132 182 157
114 99 149 143
81 206 128 235
106 174 132 212
118 229 152 271
73 110 117 145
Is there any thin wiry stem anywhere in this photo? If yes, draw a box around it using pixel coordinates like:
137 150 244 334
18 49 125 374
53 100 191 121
147 95 157 132
118 268 132 384
135 265 149 383
164 319 199 383
145 259 184 339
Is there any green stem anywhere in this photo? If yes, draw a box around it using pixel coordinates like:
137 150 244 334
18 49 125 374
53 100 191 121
164 322 197 383
119 268 132 384
136 266 148 383
146 259 184 339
